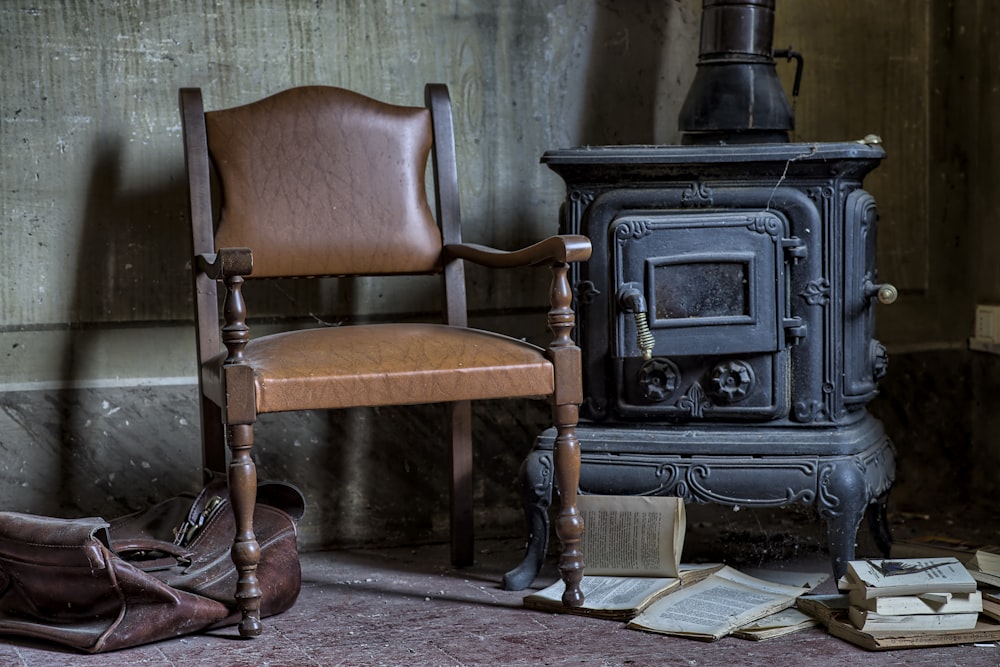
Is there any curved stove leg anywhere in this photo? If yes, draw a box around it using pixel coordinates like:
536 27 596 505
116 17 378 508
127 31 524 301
502 448 554 591
820 460 869 580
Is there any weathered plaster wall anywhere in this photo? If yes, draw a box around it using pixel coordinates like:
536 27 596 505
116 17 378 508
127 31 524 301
0 0 703 549
1 0 997 550
1 0 704 385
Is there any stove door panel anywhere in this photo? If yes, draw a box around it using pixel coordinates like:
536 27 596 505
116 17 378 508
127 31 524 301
610 210 791 420
612 211 787 357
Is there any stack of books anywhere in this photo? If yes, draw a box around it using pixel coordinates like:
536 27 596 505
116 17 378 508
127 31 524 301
839 558 982 632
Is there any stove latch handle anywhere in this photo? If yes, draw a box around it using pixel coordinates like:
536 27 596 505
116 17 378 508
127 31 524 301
864 280 898 305
617 283 656 361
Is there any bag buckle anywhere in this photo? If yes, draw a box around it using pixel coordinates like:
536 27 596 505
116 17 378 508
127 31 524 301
174 495 225 547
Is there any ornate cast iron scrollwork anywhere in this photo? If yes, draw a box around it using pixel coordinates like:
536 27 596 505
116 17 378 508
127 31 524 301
805 184 836 203
614 219 652 241
677 382 707 418
568 189 594 208
801 277 830 306
746 214 782 237
816 462 843 519
680 462 817 506
792 399 825 423
681 181 713 207
601 457 820 506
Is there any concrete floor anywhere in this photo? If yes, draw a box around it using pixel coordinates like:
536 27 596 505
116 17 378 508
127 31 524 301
1 504 999 666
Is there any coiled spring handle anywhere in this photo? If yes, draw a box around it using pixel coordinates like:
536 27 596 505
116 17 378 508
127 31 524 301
618 283 655 361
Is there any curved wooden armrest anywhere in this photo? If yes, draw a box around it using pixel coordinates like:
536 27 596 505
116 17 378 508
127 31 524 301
196 247 254 279
445 235 591 268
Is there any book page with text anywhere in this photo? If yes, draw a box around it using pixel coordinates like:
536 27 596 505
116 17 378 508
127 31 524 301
578 495 685 577
627 566 808 640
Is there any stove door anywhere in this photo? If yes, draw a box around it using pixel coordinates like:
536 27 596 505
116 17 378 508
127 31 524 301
843 190 887 408
610 210 791 420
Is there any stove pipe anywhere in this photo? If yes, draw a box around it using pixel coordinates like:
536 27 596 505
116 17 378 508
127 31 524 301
679 0 796 145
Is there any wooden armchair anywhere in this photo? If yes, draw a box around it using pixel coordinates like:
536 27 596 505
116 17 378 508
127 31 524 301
178 84 591 636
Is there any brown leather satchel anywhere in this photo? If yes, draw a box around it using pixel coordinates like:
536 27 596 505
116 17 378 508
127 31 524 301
0 479 304 652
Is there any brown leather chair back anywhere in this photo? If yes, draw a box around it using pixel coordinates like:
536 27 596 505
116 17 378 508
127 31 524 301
205 86 442 278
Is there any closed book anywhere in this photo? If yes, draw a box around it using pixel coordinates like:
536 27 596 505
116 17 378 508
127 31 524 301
848 606 980 632
969 545 1000 576
840 558 977 599
969 568 1000 588
848 590 982 615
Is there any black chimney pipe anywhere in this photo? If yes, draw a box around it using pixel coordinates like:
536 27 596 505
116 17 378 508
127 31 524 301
679 0 795 144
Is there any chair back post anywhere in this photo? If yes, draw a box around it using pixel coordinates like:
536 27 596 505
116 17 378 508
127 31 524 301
179 87 226 474
426 83 476 566
425 84 468 328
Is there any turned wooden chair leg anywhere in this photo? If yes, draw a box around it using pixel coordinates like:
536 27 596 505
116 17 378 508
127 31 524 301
227 423 262 637
552 403 584 606
449 400 475 567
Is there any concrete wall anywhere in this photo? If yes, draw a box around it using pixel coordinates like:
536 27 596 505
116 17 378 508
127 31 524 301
1 0 997 550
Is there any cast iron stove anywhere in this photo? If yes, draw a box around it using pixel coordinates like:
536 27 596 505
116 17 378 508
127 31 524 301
504 0 896 589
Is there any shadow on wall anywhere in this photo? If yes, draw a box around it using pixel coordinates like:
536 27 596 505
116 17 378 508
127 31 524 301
53 131 199 517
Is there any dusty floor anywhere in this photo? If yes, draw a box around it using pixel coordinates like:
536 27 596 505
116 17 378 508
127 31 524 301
1 503 999 666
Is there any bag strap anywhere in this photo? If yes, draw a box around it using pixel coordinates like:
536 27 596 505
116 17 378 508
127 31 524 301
112 538 194 572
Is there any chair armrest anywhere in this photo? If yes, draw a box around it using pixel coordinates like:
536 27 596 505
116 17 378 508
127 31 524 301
195 248 254 366
445 235 591 268
196 247 254 279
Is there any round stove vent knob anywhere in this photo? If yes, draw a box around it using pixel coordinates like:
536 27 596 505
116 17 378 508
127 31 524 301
710 360 756 402
638 358 681 403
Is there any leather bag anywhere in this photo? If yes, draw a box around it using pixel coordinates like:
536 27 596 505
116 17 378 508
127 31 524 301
0 479 304 653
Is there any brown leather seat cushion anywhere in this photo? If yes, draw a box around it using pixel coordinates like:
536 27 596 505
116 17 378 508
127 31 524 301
236 323 554 413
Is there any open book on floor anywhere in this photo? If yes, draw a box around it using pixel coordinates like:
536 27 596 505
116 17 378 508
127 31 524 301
522 495 713 621
523 564 722 621
730 607 819 641
625 566 810 641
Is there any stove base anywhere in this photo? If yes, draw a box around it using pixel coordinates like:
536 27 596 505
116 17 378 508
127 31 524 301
503 413 895 590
